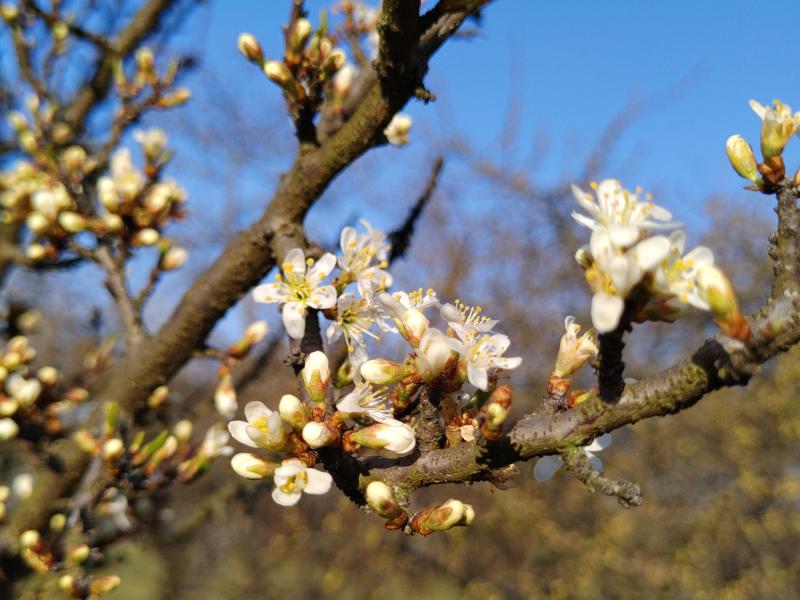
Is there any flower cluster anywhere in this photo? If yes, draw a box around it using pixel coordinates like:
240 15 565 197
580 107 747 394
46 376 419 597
572 179 744 337
726 98 800 191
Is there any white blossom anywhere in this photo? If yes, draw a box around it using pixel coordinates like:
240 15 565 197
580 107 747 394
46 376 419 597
749 99 800 158
384 113 412 146
271 458 332 506
440 299 497 335
253 248 337 339
533 433 612 481
336 383 396 424
338 219 392 295
553 316 598 378
227 401 288 451
199 425 234 459
326 292 378 368
448 324 522 391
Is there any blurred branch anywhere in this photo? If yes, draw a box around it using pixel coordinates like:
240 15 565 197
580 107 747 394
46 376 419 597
561 448 642 508
388 155 444 262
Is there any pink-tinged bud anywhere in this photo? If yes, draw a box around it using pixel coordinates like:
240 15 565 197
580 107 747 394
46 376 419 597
414 328 453 382
410 499 475 535
237 33 264 64
263 60 293 87
365 481 405 522
159 246 188 271
58 211 86 233
360 359 406 385
278 393 309 431
350 422 416 456
302 351 330 405
301 421 338 449
214 371 237 418
230 453 279 480
697 266 750 340
401 308 428 347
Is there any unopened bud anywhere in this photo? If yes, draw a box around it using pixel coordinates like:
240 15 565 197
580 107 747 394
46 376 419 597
133 227 160 246
349 422 416 456
58 211 87 233
173 419 193 443
726 135 760 184
19 130 37 153
37 366 60 386
365 481 405 522
290 18 312 52
301 351 330 405
414 327 452 382
227 320 268 358
102 438 125 461
67 543 90 564
158 87 191 107
147 385 169 408
384 113 412 146
0 418 19 441
321 48 346 75
58 574 76 595
26 244 47 261
237 33 264 63
278 393 309 431
72 429 98 453
697 266 749 340
52 21 68 42
1 3 19 22
360 359 406 385
410 499 474 535
480 385 512 441
25 212 49 234
20 530 40 548
301 421 338 449
135 47 155 72
51 122 72 144
401 308 428 347
49 513 66 532
214 371 237 418
230 452 279 479
263 61 293 87
160 245 188 270
100 213 124 232
89 575 122 596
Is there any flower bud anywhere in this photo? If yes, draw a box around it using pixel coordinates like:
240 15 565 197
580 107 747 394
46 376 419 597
18 130 37 153
147 385 169 409
37 366 60 386
365 481 405 521
263 60 293 87
414 328 453 382
51 122 72 144
350 422 416 456
410 499 474 535
214 371 237 419
237 33 264 63
58 574 75 595
227 320 268 358
697 266 749 340
173 419 193 443
7 110 25 130
160 246 188 271
321 48 346 75
480 385 512 441
334 359 354 388
100 213 124 233
158 87 191 107
750 99 800 160
67 543 90 564
89 575 122 596
0 398 18 417
401 308 428 347
20 530 40 548
553 316 598 378
72 429 98 453
726 135 760 183
278 393 309 431
49 513 66 532
58 211 87 233
1 4 19 22
384 113 412 146
333 64 355 97
25 212 50 234
102 438 125 460
135 47 155 72
301 421 338 449
290 18 312 52
26 244 47 261
302 351 330 405
0 418 19 441
360 359 406 385
61 145 87 171
133 227 160 246
230 452 279 479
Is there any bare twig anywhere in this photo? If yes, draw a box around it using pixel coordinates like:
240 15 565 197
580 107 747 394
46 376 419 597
769 180 800 300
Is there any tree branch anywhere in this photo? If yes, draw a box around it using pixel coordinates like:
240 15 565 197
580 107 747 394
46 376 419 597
769 180 800 300
388 155 443 262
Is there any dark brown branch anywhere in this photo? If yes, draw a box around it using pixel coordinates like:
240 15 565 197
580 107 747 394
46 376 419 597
375 0 421 83
769 180 800 300
388 155 444 262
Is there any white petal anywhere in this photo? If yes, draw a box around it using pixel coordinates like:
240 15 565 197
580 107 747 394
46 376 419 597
308 285 337 309
588 454 603 472
586 433 612 452
493 356 522 370
227 421 257 448
608 225 641 248
749 99 766 120
488 334 510 355
244 401 271 422
634 235 670 272
591 292 624 333
326 322 341 343
282 302 307 339
571 211 599 231
282 248 306 274
307 253 337 286
533 455 562 481
467 363 489 391
252 283 290 304
340 226 357 253
275 459 305 478
303 469 333 495
271 487 301 506
684 246 714 269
